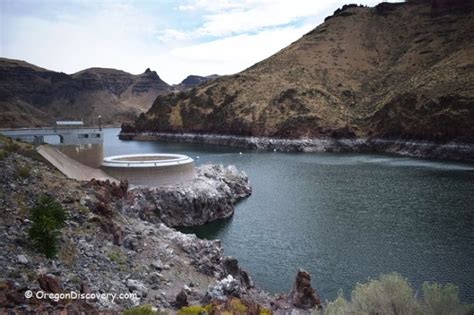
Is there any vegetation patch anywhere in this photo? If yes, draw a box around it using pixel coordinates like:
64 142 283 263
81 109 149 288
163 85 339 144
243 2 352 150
0 149 9 160
16 164 32 178
107 249 127 266
123 304 163 315
323 273 471 315
28 195 67 259
177 305 208 315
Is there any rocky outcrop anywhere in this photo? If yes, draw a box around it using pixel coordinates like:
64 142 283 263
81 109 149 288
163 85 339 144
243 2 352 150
289 269 321 309
271 269 321 313
119 132 474 162
125 164 252 227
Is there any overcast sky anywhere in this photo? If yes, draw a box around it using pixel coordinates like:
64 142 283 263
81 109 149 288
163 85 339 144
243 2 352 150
1 0 393 84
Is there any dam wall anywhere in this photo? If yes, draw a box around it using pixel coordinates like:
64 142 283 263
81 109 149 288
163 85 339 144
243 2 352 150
37 145 117 182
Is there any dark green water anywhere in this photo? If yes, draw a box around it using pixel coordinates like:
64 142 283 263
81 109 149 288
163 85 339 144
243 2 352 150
102 129 474 302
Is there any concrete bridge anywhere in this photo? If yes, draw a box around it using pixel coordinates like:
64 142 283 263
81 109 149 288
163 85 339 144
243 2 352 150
0 126 103 146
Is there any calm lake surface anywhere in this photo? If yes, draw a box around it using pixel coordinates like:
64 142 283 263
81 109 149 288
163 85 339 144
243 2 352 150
100 128 474 302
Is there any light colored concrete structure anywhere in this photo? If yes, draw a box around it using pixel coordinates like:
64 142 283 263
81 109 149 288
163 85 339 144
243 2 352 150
37 145 117 182
101 153 195 186
0 126 104 167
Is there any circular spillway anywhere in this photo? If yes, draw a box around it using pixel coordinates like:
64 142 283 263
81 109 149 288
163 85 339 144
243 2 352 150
101 153 195 186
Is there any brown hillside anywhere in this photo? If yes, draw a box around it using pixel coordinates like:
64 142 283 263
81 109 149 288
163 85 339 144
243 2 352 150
128 1 474 143
0 59 172 127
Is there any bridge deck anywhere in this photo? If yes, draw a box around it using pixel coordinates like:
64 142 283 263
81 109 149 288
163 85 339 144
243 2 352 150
0 127 102 137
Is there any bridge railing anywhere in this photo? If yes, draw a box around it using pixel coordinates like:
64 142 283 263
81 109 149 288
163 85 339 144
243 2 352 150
0 126 102 132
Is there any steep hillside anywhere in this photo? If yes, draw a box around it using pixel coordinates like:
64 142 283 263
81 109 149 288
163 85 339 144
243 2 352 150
126 1 474 143
0 59 172 127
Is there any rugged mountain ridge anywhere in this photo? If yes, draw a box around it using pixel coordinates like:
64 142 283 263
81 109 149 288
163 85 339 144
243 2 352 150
173 75 220 91
124 0 474 145
0 59 172 127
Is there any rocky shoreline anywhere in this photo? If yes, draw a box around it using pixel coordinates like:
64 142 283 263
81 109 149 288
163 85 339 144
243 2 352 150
119 132 474 163
0 140 321 314
124 164 252 227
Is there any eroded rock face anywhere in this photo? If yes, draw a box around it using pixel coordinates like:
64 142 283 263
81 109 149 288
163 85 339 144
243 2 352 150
126 164 252 227
289 269 321 309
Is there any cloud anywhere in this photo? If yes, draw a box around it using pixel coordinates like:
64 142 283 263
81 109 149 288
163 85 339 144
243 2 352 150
1 2 159 74
1 0 395 84
151 23 314 83
192 0 338 37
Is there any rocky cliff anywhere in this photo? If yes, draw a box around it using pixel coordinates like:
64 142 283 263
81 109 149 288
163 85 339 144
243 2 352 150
124 0 474 146
125 164 252 227
0 59 172 127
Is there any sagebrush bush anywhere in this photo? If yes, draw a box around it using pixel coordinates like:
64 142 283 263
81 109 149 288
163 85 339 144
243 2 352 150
324 292 349 315
123 304 160 315
349 273 420 315
16 164 32 178
422 282 463 315
321 273 468 315
5 139 20 152
0 149 8 160
177 305 208 315
28 195 67 258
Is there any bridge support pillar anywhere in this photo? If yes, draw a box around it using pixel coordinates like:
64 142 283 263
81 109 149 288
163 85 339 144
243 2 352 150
33 136 44 146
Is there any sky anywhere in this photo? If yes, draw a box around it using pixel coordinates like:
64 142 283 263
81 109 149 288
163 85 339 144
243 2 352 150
1 0 393 84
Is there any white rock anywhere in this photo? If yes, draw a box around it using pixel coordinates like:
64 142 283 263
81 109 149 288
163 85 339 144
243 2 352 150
17 255 28 264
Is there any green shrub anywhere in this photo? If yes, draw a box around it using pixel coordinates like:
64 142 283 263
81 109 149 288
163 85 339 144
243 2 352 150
323 273 421 315
0 149 8 160
5 139 20 152
324 292 348 315
322 274 469 315
229 298 248 314
28 195 67 258
123 304 160 315
16 164 32 178
177 305 208 315
107 250 126 265
422 282 462 315
349 273 421 315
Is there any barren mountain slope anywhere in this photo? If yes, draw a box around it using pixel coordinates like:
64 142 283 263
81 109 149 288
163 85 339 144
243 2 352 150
128 1 474 143
0 59 172 127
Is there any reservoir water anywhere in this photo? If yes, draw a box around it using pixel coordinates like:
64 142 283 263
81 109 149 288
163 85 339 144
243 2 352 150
98 128 474 302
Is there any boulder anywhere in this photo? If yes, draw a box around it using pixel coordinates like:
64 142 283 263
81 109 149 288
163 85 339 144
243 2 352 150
175 289 188 308
38 275 61 294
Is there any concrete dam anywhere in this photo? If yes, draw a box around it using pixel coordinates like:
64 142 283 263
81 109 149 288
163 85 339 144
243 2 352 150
0 124 195 186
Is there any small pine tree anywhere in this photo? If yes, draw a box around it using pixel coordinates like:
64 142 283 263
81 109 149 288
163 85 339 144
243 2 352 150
28 195 67 258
